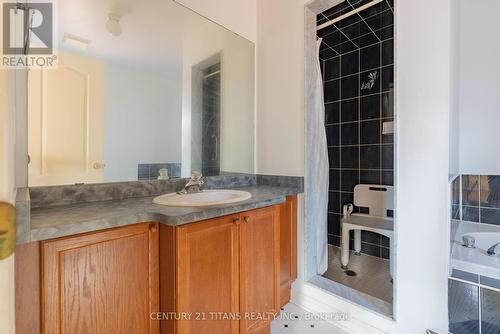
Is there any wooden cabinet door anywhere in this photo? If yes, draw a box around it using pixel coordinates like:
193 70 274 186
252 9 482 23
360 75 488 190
239 206 280 334
176 215 240 334
279 196 297 306
41 223 159 334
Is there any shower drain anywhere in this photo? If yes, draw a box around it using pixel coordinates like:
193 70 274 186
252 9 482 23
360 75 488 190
344 270 357 277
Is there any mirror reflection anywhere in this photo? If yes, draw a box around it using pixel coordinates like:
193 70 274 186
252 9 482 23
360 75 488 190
27 0 254 186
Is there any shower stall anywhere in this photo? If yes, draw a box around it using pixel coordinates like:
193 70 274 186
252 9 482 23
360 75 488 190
305 0 395 317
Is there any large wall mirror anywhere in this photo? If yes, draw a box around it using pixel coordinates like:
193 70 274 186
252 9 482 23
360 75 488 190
27 0 254 186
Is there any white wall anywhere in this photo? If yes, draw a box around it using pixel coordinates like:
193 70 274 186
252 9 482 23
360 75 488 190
14 71 28 188
174 0 256 43
256 0 305 177
0 68 18 334
449 0 459 177
104 64 182 182
395 0 450 332
456 0 500 175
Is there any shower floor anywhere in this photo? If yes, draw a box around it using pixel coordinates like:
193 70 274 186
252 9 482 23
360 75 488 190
322 245 393 303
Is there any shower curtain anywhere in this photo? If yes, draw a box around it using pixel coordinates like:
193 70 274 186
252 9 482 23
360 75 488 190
309 37 329 275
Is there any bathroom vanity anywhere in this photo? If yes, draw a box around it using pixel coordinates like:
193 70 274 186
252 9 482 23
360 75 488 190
15 189 298 334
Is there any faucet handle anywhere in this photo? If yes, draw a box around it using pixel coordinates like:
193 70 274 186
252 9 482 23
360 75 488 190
191 171 202 180
462 235 475 248
487 242 500 256
190 171 204 186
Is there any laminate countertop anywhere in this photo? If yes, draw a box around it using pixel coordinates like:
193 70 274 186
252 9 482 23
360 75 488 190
25 185 300 242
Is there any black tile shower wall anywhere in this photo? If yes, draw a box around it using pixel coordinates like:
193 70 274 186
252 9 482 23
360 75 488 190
452 175 500 226
318 0 394 259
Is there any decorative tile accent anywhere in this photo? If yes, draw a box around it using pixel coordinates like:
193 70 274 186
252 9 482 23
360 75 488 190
480 175 500 209
456 175 500 225
462 175 480 206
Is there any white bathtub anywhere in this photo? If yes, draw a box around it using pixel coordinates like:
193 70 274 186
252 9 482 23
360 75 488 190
451 232 500 280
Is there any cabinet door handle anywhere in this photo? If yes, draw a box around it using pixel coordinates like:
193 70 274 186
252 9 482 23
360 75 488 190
243 216 250 223
149 223 157 233
232 217 240 224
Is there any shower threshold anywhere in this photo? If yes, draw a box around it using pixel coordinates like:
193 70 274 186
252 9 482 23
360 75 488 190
307 245 393 318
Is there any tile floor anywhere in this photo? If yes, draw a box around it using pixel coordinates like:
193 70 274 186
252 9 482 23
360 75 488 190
322 245 393 303
271 302 349 334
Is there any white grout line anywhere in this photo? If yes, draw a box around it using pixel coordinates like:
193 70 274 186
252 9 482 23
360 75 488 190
321 40 391 61
478 283 482 334
379 23 383 182
338 50 343 217
346 0 382 43
325 89 392 103
324 63 393 83
328 168 394 172
325 117 394 127
325 88 394 105
320 23 394 54
358 44 362 187
384 0 394 14
449 276 500 294
333 21 360 51
321 39 341 58
317 0 384 31
318 3 349 23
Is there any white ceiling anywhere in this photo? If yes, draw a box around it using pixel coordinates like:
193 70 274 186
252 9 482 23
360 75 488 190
55 0 208 71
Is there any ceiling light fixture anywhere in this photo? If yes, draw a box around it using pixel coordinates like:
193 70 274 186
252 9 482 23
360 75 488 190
63 33 91 49
106 13 122 37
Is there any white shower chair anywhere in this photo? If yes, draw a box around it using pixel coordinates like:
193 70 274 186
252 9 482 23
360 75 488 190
341 184 394 278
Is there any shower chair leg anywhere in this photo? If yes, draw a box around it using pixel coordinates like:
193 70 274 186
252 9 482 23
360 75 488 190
354 230 362 255
389 237 394 279
341 225 351 269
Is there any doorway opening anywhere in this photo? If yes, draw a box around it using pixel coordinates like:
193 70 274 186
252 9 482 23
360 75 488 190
305 0 396 318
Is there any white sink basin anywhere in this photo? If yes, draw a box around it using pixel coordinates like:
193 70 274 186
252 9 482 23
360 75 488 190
153 189 252 207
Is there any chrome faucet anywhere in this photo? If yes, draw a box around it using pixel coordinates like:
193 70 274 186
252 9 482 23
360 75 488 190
178 171 204 194
487 242 500 256
462 235 476 248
